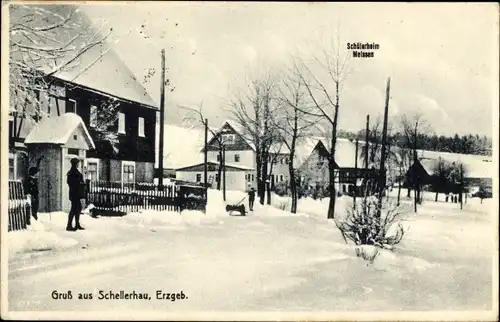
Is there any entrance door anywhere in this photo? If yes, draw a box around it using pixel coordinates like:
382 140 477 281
61 150 84 212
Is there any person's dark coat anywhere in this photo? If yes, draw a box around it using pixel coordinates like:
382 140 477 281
24 176 39 199
67 167 85 201
248 189 256 201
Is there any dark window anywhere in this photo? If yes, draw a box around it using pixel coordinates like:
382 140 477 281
234 154 240 162
280 175 284 182
196 174 202 182
67 148 79 156
215 174 219 182
66 99 77 113
217 154 221 162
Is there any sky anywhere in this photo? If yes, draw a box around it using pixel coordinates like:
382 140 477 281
80 2 498 137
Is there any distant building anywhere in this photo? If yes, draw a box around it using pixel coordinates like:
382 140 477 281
405 150 494 190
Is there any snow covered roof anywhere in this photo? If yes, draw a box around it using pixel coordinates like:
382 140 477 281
223 120 256 150
293 137 325 168
13 5 158 110
314 137 367 168
155 124 213 169
416 150 493 179
24 113 95 149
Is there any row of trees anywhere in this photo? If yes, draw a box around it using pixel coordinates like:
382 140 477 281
346 130 492 156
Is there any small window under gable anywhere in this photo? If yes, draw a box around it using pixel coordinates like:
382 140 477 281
234 154 240 162
221 134 235 145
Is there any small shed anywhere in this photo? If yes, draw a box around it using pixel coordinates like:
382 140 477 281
24 113 95 213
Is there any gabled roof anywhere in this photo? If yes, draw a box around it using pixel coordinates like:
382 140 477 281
206 120 256 151
11 4 158 110
24 113 95 149
414 150 493 179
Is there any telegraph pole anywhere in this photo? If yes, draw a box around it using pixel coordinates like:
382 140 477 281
222 146 226 201
377 77 391 216
364 115 370 196
158 49 166 187
204 118 208 194
354 138 359 209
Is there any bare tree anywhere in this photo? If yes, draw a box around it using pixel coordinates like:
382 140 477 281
9 5 112 118
180 103 224 191
291 33 352 219
400 112 432 211
274 68 320 213
227 69 281 205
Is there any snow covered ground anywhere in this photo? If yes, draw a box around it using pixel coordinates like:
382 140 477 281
5 188 496 318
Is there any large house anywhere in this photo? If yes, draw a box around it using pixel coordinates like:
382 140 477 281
8 7 158 190
204 120 290 190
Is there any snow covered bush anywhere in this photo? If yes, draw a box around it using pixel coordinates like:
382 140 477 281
335 195 406 261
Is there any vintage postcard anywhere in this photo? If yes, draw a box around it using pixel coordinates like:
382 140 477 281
1 1 498 321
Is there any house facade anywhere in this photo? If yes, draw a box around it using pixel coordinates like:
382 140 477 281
9 75 158 189
204 121 290 191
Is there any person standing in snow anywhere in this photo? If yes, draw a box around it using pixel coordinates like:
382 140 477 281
248 187 256 211
66 158 86 231
24 156 44 224
24 166 40 224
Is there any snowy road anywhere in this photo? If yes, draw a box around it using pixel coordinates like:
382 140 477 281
7 198 494 313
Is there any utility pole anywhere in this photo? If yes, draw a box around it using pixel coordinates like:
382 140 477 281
364 115 370 196
158 49 166 187
222 146 226 201
204 118 208 196
354 138 359 209
460 163 463 210
377 77 391 216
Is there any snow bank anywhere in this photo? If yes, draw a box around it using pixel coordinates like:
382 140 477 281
8 220 78 255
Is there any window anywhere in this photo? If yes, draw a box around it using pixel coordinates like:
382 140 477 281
217 154 221 162
90 105 97 127
196 173 202 182
122 161 135 189
138 117 145 137
280 175 284 182
86 159 99 182
118 112 125 134
67 148 79 156
215 173 219 183
234 154 240 162
66 99 77 113
9 153 16 180
251 174 254 181
221 134 235 145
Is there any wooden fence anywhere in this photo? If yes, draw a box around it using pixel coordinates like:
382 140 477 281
86 180 207 216
8 180 30 232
